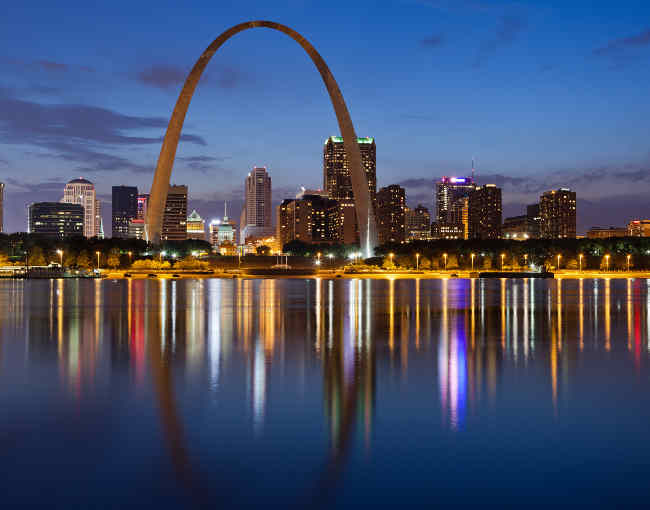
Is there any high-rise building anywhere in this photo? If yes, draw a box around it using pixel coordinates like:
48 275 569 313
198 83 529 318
28 202 84 239
628 220 650 237
526 203 541 238
162 185 188 241
136 194 149 220
503 215 532 240
186 209 206 241
323 136 376 203
128 219 146 240
276 194 339 247
468 184 502 240
111 185 138 238
62 177 99 238
405 204 431 241
540 188 576 239
376 185 406 245
434 176 476 239
0 182 4 233
241 167 273 243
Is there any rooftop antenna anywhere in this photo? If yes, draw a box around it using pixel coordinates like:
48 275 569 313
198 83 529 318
224 200 227 219
472 157 475 181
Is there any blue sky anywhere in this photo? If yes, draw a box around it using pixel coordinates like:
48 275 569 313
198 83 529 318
1 0 649 234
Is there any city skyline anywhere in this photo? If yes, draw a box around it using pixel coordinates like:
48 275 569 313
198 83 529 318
2 1 650 235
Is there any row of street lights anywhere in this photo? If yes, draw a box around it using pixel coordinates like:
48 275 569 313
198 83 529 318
51 249 135 270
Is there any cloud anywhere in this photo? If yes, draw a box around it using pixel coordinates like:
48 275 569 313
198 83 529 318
1 57 94 74
135 63 247 91
37 60 68 72
474 15 526 67
593 28 650 56
420 34 445 48
178 155 232 174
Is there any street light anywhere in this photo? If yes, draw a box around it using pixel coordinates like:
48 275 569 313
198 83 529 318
501 253 505 271
471 252 476 271
160 250 166 262
416 253 420 271
56 249 63 267
579 253 583 272
556 254 562 271
443 253 448 271
627 254 631 272
604 254 610 272
128 251 133 264
96 251 101 270
389 252 394 266
524 253 528 267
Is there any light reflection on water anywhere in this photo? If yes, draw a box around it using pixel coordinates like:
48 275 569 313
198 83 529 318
1 277 650 508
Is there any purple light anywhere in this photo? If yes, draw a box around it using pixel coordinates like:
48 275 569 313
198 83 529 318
450 177 467 183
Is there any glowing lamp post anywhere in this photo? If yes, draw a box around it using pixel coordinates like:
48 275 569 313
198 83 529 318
160 250 166 263
96 251 101 270
416 253 420 271
316 252 322 266
471 253 476 271
524 254 528 268
556 254 561 271
627 254 631 272
604 254 610 272
443 253 448 271
579 254 583 272
128 251 133 264
56 249 63 267
501 253 505 271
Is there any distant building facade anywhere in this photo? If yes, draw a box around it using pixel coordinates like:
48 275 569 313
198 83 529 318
62 177 100 238
628 220 650 237
540 188 576 239
128 219 146 240
111 185 138 238
162 185 188 241
28 202 84 239
526 203 541 238
587 226 627 239
323 136 376 203
376 185 406 244
468 184 502 240
277 194 339 247
434 176 476 239
405 204 431 241
503 215 532 240
241 166 272 243
186 209 206 241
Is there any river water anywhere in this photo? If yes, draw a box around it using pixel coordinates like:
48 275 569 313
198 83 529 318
1 277 649 508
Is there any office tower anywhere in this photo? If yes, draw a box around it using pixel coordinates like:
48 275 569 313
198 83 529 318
277 194 339 247
186 210 206 241
136 194 149 220
241 166 272 243
526 203 541 238
128 219 146 240
405 204 431 241
376 184 406 245
433 176 476 239
28 202 84 239
162 185 188 241
323 136 376 203
210 203 237 248
112 185 138 238
0 182 4 233
628 220 650 237
62 177 99 238
468 184 502 240
539 188 576 239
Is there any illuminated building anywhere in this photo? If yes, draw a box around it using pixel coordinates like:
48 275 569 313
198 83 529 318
376 184 406 244
276 194 339 247
62 177 100 238
136 194 149 220
405 204 431 241
468 184 502 239
186 209 206 241
28 202 84 239
241 166 272 243
587 226 627 239
434 176 476 238
111 185 138 238
503 215 532 240
0 181 4 233
209 203 237 253
628 220 650 237
540 188 576 239
128 219 145 240
527 203 541 238
431 222 464 240
323 136 376 202
162 185 188 241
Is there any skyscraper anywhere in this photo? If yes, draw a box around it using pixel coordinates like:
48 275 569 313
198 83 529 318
323 136 376 203
0 182 4 233
468 184 502 240
526 203 541 238
28 202 84 239
162 185 188 241
111 185 138 238
376 185 406 245
276 194 339 247
434 176 477 236
405 204 431 241
186 209 206 241
241 166 272 243
62 177 99 238
540 188 576 239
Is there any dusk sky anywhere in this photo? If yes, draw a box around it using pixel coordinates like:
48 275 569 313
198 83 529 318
2 0 649 235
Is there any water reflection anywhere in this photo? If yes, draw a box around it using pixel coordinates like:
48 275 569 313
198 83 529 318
2 277 650 507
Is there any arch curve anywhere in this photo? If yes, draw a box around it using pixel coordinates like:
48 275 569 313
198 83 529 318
146 20 377 256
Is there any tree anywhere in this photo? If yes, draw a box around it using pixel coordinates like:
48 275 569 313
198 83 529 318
28 246 46 266
382 257 395 270
76 251 91 269
256 245 271 255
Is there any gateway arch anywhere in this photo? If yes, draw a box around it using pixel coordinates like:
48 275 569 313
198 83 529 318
146 20 378 257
